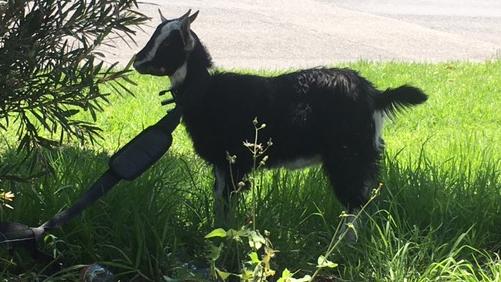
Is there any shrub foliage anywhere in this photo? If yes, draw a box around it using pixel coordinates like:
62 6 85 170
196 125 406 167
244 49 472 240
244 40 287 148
0 0 147 152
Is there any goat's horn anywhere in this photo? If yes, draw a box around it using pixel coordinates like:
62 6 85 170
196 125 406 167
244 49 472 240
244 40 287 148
180 9 192 20
158 9 167 22
178 9 193 49
189 10 199 23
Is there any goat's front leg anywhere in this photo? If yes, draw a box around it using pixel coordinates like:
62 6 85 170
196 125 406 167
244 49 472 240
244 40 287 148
213 166 228 227
213 164 251 227
213 165 248 227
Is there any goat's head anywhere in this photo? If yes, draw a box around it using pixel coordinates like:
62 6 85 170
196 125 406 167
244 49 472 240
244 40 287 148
133 9 199 76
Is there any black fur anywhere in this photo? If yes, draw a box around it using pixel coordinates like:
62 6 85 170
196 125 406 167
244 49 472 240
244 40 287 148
376 85 428 117
134 13 428 214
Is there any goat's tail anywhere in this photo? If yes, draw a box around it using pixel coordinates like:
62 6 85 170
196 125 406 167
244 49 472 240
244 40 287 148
375 85 428 115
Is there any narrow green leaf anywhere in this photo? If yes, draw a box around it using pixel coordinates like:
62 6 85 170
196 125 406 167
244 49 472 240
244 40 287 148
62 109 79 117
248 252 260 264
317 255 338 269
216 268 231 281
277 268 293 282
248 230 266 250
205 228 227 239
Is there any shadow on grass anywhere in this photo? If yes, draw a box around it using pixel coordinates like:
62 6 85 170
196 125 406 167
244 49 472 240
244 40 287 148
330 151 501 281
0 145 212 280
1 145 500 281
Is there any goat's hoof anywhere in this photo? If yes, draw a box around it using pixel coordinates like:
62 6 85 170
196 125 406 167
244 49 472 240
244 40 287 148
338 221 358 245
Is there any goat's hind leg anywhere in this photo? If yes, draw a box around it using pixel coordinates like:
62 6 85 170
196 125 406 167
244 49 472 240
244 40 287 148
322 144 381 242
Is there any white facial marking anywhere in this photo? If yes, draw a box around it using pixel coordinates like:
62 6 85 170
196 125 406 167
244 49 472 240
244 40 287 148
135 20 196 67
169 62 187 88
134 21 180 66
373 110 385 149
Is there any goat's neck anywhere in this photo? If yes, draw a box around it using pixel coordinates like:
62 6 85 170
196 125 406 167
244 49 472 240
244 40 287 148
170 55 210 107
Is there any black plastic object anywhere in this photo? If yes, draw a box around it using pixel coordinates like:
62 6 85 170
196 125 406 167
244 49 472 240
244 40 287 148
113 106 181 177
0 222 44 248
109 114 175 180
40 170 120 230
0 107 182 254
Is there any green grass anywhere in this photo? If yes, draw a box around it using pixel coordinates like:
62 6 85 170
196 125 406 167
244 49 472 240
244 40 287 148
1 61 500 281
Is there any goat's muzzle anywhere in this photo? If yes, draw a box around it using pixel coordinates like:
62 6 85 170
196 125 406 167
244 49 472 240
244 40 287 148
133 60 168 76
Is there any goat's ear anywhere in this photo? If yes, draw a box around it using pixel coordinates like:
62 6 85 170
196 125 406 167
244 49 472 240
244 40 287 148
179 9 195 50
158 9 167 22
189 10 199 23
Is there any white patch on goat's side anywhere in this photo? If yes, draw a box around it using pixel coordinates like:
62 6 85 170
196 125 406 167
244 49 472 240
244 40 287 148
276 155 321 170
169 62 187 88
373 110 385 149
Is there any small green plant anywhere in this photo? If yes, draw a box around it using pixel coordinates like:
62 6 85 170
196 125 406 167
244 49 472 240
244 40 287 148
207 118 276 281
242 117 273 230
204 190 382 281
205 227 277 281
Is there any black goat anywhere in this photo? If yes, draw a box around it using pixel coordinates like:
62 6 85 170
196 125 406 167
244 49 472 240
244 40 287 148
133 10 427 222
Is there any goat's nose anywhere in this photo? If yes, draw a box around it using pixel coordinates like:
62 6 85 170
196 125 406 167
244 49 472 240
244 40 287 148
132 54 145 70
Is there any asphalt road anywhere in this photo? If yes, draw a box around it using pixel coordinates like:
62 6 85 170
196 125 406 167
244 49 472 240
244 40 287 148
101 0 501 69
